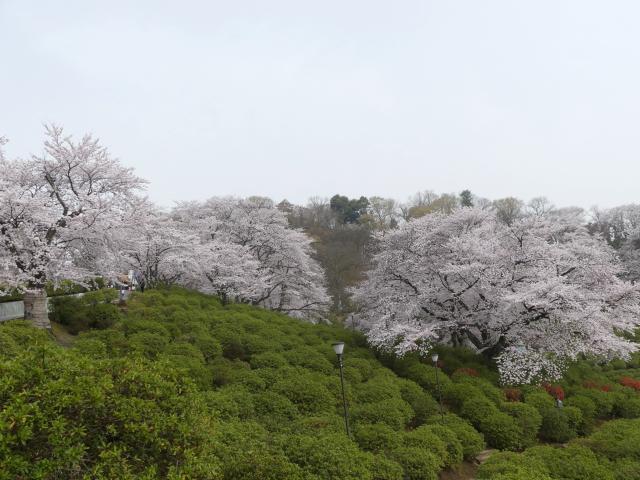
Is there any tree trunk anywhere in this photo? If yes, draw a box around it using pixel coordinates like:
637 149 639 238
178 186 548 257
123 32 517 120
23 290 50 329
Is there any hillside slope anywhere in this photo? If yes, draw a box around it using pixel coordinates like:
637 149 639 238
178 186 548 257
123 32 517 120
0 288 482 480
4 288 640 480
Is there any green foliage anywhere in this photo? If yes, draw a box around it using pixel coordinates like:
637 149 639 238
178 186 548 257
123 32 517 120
479 412 524 451
524 390 555 414
390 446 441 480
27 287 629 478
282 433 375 480
501 402 542 448
49 289 120 334
354 423 402 452
524 445 614 480
402 425 448 469
613 392 640 419
0 350 221 479
583 419 640 460
370 455 404 480
613 458 640 480
418 424 464 468
476 452 551 480
351 398 414 430
565 395 597 433
443 382 484 410
538 407 580 443
397 378 439 426
329 194 369 224
402 362 453 395
428 414 485 459
8 289 443 479
273 371 336 415
460 396 498 427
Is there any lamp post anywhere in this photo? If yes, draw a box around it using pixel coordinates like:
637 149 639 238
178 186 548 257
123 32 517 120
432 353 444 421
332 341 351 437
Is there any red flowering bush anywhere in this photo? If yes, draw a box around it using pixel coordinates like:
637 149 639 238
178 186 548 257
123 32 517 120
504 388 522 402
542 383 565 401
620 377 640 391
583 380 613 392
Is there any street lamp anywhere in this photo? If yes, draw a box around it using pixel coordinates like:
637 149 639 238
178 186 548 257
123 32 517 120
432 353 444 421
332 341 351 437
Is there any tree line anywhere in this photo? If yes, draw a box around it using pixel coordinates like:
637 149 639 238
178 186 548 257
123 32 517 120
2 125 640 384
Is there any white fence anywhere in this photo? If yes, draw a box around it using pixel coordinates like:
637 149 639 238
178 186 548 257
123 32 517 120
0 290 131 323
0 300 24 322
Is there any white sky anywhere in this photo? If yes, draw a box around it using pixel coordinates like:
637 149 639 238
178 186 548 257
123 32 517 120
1 1 639 209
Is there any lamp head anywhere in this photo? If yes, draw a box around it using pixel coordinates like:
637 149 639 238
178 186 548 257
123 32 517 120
332 342 345 356
431 353 439 364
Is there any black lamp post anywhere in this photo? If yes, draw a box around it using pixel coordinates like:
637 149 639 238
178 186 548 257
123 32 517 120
432 353 444 421
332 341 351 437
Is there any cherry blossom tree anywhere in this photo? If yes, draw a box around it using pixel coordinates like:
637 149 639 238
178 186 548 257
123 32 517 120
590 204 640 283
173 196 330 320
353 207 640 384
0 125 146 327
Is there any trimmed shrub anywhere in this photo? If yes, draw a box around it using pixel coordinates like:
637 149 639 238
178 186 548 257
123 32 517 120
443 382 484 411
524 445 614 480
613 458 640 480
49 292 120 334
524 390 555 414
501 402 542 448
460 396 498 427
579 388 615 418
370 456 404 480
397 379 439 426
354 424 402 453
613 393 640 419
455 376 504 405
353 378 402 403
476 451 551 480
351 398 414 430
72 338 107 358
583 418 640 460
250 351 288 369
539 407 579 443
205 385 255 420
283 433 375 480
420 424 464 468
565 395 597 433
403 363 453 395
273 373 336 415
428 414 485 460
402 426 448 469
391 446 441 480
127 331 169 358
479 413 524 451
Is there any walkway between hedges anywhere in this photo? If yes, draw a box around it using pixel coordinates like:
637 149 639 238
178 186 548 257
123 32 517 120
438 449 497 480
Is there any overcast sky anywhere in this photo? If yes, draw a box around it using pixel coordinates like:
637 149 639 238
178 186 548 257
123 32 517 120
1 1 639 209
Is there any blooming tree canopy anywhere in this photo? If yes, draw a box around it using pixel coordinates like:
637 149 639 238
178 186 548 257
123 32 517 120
353 207 640 384
173 197 330 320
0 125 146 292
590 204 640 283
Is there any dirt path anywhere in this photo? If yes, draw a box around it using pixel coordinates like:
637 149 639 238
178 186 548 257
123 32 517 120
50 321 75 347
438 450 497 480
